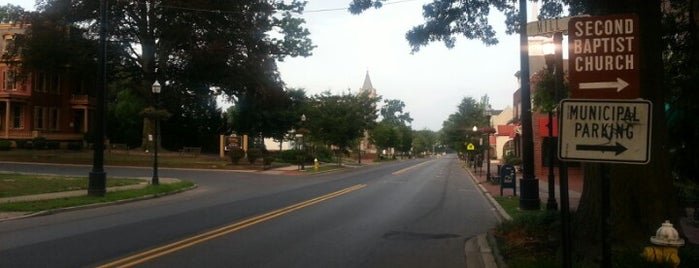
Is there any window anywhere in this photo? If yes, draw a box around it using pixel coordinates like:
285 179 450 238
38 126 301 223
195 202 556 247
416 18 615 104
3 70 17 91
49 108 59 130
34 72 46 93
34 106 45 130
12 105 23 129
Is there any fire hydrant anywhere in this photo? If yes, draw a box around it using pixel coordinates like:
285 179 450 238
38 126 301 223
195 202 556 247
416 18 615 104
642 220 685 267
314 158 319 171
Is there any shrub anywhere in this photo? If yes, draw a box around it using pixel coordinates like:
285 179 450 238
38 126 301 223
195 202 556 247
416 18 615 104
229 147 245 165
0 140 11 151
246 148 263 164
32 137 47 150
67 142 83 150
47 141 60 150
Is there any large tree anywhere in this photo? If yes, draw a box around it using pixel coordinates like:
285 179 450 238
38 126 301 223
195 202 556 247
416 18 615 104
18 0 314 150
305 90 379 165
349 0 675 260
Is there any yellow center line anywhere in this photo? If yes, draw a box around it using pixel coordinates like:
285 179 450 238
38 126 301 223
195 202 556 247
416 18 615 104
392 160 433 175
96 184 367 268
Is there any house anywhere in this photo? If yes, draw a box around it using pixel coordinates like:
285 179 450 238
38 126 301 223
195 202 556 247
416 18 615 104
1 23 95 147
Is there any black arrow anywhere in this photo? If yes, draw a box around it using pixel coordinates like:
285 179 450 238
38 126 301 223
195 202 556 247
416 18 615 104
576 142 627 155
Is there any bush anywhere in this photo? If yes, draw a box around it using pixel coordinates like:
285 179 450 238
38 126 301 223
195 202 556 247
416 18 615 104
32 137 47 150
47 141 60 150
67 142 83 150
313 146 334 163
246 148 263 164
229 147 245 165
0 140 11 151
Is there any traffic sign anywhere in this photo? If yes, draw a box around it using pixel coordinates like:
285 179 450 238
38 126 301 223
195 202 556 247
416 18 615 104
558 99 652 164
466 143 475 151
568 14 640 99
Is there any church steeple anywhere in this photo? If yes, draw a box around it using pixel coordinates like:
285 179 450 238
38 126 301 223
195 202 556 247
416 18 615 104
359 71 376 98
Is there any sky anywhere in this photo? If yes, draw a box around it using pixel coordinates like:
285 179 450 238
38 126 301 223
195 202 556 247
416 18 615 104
10 0 526 131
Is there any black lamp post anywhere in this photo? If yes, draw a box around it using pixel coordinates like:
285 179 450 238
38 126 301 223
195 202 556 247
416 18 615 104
484 105 493 180
544 40 558 211
517 0 541 210
88 0 108 196
300 114 306 171
151 80 161 185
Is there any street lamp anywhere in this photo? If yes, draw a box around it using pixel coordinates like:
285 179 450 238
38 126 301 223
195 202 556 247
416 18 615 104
151 80 161 185
484 105 493 181
300 114 306 171
544 39 558 211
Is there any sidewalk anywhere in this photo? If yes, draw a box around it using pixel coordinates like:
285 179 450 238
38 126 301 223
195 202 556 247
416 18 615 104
470 162 584 210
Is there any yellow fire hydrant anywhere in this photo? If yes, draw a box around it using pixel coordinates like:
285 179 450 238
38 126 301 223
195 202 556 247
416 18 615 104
642 220 685 268
314 158 319 171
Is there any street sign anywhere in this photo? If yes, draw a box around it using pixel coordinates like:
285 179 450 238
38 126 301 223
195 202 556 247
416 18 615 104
466 143 475 151
558 99 652 164
568 14 640 99
526 15 590 36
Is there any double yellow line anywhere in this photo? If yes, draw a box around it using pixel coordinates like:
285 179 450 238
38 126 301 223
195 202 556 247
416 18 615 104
97 184 367 268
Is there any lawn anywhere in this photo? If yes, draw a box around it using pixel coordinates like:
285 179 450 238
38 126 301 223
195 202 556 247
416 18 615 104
0 173 142 197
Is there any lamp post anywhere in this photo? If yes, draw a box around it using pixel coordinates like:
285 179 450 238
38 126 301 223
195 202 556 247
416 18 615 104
484 105 493 180
543 40 558 211
300 114 306 171
151 80 161 185
88 0 108 196
517 0 541 210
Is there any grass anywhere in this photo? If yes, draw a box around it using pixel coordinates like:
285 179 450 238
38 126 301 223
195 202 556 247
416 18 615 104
0 173 142 197
492 197 699 268
0 181 195 212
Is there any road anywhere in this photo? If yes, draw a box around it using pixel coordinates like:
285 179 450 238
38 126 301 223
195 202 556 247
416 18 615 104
0 154 498 268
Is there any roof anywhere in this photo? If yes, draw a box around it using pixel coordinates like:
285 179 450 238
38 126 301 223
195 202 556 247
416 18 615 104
361 71 374 91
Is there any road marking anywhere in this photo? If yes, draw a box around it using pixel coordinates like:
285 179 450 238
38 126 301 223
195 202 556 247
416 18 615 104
392 160 433 175
96 184 367 268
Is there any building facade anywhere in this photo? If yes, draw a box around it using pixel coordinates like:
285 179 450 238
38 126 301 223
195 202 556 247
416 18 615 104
1 23 95 146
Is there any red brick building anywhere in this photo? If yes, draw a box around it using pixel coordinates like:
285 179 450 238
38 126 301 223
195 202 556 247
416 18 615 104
1 23 95 146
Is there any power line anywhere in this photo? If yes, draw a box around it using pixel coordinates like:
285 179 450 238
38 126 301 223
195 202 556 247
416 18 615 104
306 0 424 13
159 0 424 15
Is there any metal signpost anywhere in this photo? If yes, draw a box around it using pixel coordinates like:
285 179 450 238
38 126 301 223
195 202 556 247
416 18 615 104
563 14 646 268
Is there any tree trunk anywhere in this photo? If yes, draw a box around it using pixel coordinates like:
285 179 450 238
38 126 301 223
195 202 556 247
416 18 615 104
573 0 676 259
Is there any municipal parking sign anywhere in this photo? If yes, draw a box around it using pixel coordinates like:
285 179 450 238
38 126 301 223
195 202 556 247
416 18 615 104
558 99 652 164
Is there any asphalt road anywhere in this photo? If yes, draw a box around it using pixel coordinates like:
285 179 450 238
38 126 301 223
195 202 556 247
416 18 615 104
0 154 498 268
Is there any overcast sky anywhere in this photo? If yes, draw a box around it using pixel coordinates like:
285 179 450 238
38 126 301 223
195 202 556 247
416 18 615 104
11 0 527 131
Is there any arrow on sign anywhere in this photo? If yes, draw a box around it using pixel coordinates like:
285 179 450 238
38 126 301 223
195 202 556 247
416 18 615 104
576 142 627 155
579 77 629 92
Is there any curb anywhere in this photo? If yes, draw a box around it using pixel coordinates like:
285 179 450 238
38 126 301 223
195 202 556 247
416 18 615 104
464 166 513 268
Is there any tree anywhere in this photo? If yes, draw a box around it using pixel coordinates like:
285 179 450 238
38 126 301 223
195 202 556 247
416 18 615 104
440 96 487 153
371 99 414 157
412 129 438 156
0 4 27 23
20 0 314 150
306 91 379 165
349 0 676 259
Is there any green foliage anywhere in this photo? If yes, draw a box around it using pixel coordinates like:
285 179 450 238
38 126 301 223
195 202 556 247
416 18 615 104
32 137 47 150
228 148 245 165
494 211 559 267
504 152 522 166
67 142 83 151
46 141 60 150
306 91 379 152
412 129 437 155
0 140 11 151
246 148 263 164
313 146 334 163
0 4 26 23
